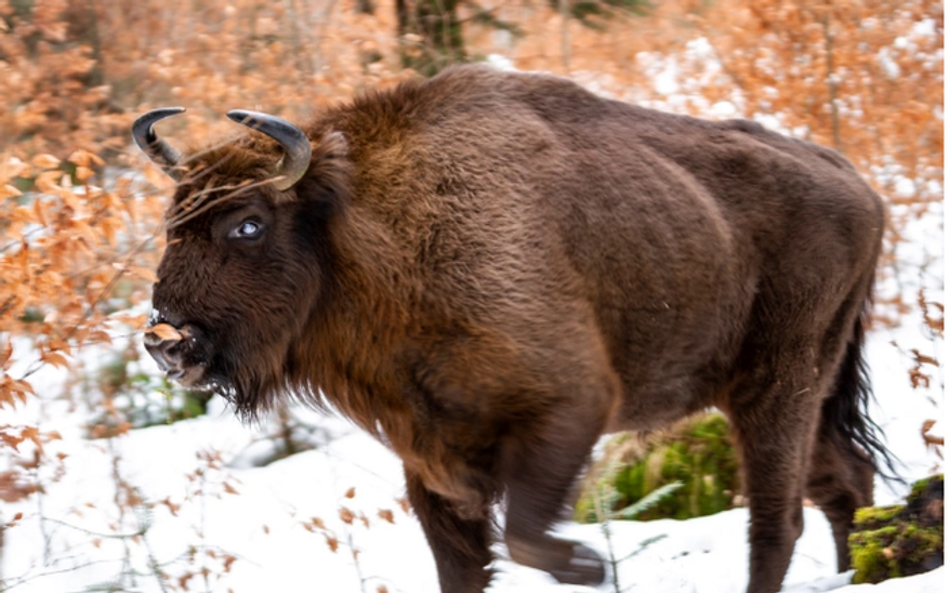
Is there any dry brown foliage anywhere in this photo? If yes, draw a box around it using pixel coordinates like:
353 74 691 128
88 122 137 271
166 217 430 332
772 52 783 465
0 1 941 587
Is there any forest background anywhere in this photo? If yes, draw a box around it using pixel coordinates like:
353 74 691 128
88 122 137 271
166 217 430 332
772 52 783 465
0 0 942 591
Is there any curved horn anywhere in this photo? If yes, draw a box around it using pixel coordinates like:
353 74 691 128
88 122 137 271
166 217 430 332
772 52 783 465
227 110 312 191
132 107 186 180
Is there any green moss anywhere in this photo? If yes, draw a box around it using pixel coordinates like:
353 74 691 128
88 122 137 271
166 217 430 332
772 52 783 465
575 413 741 522
849 475 944 584
854 505 903 530
909 474 944 502
851 536 893 584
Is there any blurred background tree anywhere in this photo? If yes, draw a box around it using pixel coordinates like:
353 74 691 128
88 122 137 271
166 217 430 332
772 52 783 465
0 0 939 185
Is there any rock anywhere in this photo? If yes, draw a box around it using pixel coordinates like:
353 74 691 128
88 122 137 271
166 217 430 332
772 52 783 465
849 474 944 584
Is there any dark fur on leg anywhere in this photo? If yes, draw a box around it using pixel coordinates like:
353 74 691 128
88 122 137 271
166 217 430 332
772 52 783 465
405 469 494 593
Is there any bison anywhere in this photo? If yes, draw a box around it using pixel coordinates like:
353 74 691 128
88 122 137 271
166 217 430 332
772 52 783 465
134 64 892 593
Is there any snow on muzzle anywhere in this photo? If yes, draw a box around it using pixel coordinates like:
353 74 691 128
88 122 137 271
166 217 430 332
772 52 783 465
143 321 212 387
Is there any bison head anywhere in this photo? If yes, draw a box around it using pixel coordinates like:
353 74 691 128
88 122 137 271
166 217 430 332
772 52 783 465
134 108 349 416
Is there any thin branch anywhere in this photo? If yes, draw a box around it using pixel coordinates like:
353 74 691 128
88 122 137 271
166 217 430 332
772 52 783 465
821 11 844 153
560 0 570 71
38 517 147 541
1 557 129 592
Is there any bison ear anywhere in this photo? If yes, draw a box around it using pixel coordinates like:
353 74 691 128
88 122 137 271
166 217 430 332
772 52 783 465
315 131 349 164
293 131 351 206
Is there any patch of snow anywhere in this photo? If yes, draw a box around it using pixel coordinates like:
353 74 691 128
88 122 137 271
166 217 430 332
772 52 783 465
711 101 739 118
894 177 917 198
487 53 517 72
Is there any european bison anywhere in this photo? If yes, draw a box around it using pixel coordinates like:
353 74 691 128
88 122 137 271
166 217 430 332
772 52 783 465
135 65 891 593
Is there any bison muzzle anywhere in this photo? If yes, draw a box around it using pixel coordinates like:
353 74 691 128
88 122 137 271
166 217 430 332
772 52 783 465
134 65 893 593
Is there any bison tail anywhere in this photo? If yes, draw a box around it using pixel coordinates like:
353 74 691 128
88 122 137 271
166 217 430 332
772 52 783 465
822 307 902 482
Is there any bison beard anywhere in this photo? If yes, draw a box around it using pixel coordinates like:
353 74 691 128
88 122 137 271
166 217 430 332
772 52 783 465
134 65 894 593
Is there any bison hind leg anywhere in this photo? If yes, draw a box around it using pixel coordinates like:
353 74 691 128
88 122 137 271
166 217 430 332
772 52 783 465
807 312 885 572
724 352 829 593
806 414 876 572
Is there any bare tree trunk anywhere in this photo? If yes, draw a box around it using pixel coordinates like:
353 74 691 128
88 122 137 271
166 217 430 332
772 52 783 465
312 0 340 76
282 0 310 80
560 0 570 71
821 11 844 153
276 401 298 458
396 0 464 74
397 0 411 36
242 0 260 73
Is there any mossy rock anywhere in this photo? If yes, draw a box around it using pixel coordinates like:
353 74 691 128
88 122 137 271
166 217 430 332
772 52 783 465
850 474 944 584
575 413 741 522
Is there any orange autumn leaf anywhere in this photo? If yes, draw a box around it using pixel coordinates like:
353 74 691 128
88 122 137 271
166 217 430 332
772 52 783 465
339 507 355 525
129 266 159 283
0 184 21 199
1 341 12 371
31 154 60 169
67 149 104 168
378 509 395 524
41 351 70 369
147 324 183 342
74 166 95 182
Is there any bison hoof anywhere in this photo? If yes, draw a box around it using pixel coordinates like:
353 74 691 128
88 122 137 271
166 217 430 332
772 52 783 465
549 543 606 586
507 535 606 587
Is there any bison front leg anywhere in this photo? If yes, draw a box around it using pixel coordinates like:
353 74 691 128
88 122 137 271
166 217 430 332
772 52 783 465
501 398 608 586
404 468 493 593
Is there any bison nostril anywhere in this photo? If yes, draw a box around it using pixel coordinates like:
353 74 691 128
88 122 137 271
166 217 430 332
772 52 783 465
143 332 164 348
145 338 184 371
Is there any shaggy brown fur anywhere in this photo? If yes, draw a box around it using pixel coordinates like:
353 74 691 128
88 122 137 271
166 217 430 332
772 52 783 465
140 65 892 593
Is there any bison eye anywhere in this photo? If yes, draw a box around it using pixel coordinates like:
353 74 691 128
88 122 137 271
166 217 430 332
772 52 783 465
231 220 263 240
